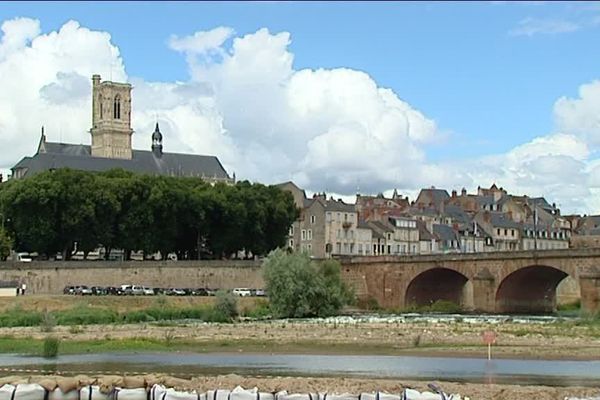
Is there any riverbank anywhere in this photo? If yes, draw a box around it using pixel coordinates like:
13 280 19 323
1 317 599 360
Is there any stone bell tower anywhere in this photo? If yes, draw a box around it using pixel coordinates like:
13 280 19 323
90 74 133 159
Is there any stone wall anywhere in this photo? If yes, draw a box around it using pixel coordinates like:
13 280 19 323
0 260 263 294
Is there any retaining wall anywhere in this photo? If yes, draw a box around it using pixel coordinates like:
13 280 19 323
0 261 263 294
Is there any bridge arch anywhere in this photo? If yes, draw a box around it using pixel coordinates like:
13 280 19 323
405 267 470 309
496 265 571 313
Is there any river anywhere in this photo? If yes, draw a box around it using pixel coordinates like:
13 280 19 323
1 353 599 387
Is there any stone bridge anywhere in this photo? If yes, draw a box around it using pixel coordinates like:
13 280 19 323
338 248 600 313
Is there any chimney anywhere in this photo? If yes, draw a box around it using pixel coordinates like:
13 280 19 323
451 190 457 198
483 211 491 223
461 188 467 196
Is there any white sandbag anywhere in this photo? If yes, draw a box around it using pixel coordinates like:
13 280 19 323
320 394 358 400
0 384 47 400
0 385 16 400
153 387 204 400
228 386 273 400
80 386 111 400
359 393 401 400
114 388 148 400
275 393 318 400
402 390 441 400
49 388 79 400
206 390 230 400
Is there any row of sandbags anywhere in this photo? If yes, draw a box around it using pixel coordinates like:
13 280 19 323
0 378 463 400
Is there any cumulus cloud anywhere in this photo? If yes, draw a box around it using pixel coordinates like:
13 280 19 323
509 17 579 36
1 18 600 214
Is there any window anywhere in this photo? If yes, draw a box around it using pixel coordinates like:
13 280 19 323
337 229 341 238
289 226 294 236
289 239 294 248
301 229 306 240
344 213 348 221
496 228 501 235
113 94 121 119
336 243 341 253
310 215 316 224
307 229 313 240
99 95 103 118
337 212 341 220
358 244 363 254
387 233 392 240
307 244 312 252
504 229 507 236
387 245 391 254
511 229 515 237
326 212 332 222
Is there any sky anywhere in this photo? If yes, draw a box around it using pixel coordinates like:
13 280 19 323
0 1 600 213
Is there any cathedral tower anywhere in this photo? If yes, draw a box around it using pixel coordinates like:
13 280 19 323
90 74 133 159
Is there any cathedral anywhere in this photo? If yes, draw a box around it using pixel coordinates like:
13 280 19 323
11 75 233 183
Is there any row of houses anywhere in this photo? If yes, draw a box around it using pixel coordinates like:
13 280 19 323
278 182 578 258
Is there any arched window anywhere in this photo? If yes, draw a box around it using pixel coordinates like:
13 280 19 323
113 94 121 119
99 95 103 118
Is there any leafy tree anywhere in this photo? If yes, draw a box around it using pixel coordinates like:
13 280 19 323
0 228 12 260
262 249 354 318
214 290 238 320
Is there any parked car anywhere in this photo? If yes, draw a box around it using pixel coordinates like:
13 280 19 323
130 285 145 295
232 288 252 297
91 286 107 295
74 285 92 295
254 289 267 297
192 288 209 296
63 285 75 295
16 253 32 263
106 286 122 295
142 286 154 295
120 284 133 295
166 288 186 296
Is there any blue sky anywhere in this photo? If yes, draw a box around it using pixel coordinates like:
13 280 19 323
1 1 600 212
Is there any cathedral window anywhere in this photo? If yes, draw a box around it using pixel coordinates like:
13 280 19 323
113 94 121 119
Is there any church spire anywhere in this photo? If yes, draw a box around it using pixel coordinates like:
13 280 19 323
152 122 163 158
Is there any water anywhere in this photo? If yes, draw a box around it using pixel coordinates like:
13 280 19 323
1 352 599 387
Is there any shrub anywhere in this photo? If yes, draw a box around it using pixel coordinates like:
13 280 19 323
427 300 463 313
42 336 60 358
214 290 238 320
243 299 271 319
262 249 354 318
40 309 56 333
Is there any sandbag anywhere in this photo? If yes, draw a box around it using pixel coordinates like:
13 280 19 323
160 380 194 392
156 388 204 400
80 386 111 400
402 390 441 400
359 393 401 400
113 388 148 400
55 377 80 395
319 394 358 400
96 377 123 395
119 378 146 390
0 384 47 400
227 386 273 400
205 390 230 400
149 386 168 400
32 379 57 393
48 388 79 400
275 392 318 400
0 378 29 386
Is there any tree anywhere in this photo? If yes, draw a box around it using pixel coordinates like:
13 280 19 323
262 249 354 318
0 228 12 260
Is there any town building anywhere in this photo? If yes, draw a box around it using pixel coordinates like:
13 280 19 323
11 75 232 183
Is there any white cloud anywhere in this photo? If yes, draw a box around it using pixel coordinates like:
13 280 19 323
509 17 579 36
554 80 600 146
2 19 600 214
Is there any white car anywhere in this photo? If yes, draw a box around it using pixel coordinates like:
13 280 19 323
142 286 154 295
16 253 32 262
232 288 252 297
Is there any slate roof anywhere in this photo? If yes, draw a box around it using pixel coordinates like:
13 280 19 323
433 224 459 242
324 200 355 213
489 212 522 229
12 142 231 180
416 220 434 241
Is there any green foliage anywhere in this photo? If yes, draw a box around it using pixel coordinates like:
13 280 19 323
0 228 12 260
40 309 56 333
0 169 297 259
214 290 238 320
262 249 354 318
243 299 271 319
42 336 60 358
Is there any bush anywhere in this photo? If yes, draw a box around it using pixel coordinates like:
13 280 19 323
427 300 462 313
40 309 56 332
43 336 60 358
214 290 238 320
262 249 354 318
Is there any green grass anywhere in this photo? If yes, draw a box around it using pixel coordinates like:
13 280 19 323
0 303 236 329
